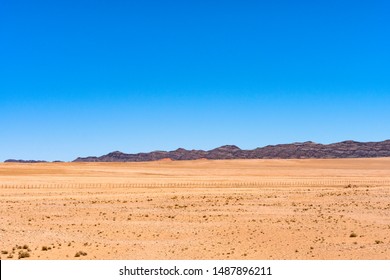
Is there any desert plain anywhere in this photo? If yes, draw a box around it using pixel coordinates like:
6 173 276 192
1 158 390 260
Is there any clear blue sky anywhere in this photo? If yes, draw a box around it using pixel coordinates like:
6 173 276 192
1 0 389 161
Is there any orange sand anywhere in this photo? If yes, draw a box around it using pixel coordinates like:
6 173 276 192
0 158 389 259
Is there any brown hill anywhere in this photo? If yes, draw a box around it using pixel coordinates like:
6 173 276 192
73 140 390 162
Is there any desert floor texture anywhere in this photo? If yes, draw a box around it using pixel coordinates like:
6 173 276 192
1 158 390 260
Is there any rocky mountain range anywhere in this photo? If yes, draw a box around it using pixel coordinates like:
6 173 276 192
72 140 390 162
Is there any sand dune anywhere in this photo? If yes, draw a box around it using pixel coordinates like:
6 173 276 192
1 158 389 259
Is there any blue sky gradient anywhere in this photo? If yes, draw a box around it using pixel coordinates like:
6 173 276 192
1 0 389 161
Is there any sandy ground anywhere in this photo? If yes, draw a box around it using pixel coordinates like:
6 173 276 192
0 158 389 260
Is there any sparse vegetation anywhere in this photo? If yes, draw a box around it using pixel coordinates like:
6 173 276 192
18 251 30 259
75 251 87 257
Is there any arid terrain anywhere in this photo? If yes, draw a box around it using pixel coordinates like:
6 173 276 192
1 158 389 260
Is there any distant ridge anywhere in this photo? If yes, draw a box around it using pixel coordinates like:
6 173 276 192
72 140 390 162
4 159 63 163
4 159 48 163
